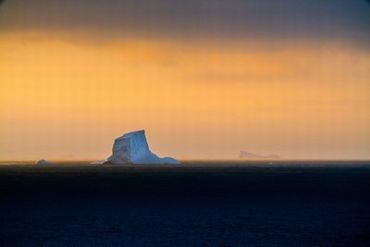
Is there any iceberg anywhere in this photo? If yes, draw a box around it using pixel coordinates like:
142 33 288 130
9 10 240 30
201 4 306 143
90 160 107 165
105 130 180 165
239 151 280 159
36 159 52 166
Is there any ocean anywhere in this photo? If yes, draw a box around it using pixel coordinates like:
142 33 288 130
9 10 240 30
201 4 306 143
1 161 369 246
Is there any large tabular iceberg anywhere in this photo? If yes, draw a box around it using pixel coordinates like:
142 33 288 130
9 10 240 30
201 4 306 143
105 130 180 165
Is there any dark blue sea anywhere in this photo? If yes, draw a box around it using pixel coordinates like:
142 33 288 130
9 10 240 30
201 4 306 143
1 161 370 246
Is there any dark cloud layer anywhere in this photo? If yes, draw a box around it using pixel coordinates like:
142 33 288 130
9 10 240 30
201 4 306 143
1 0 369 46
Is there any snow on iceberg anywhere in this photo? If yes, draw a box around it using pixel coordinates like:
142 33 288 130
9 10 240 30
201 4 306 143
105 130 180 165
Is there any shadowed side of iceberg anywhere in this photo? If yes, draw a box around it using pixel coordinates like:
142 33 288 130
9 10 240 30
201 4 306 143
105 130 180 165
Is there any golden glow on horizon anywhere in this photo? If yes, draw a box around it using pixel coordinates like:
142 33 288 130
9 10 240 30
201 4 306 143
0 32 369 160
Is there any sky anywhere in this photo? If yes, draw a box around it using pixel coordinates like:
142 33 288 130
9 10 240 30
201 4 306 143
0 0 369 160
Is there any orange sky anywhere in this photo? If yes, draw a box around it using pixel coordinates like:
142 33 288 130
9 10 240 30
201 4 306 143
1 30 369 160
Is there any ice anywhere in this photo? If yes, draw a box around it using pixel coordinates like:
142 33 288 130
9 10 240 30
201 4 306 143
90 160 107 165
36 159 52 166
239 151 280 159
106 130 180 165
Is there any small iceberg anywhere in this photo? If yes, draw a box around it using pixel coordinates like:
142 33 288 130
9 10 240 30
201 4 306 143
36 159 52 166
99 130 180 165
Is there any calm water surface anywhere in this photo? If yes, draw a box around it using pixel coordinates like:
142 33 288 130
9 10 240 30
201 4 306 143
0 161 369 246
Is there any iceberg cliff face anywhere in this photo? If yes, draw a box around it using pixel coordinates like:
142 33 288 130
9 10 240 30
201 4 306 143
107 130 180 165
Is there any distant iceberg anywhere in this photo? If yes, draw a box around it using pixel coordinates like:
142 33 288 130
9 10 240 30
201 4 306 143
239 151 280 159
102 130 180 165
36 159 52 166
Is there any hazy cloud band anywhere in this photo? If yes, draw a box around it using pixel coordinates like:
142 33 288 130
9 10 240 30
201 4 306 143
0 0 369 47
